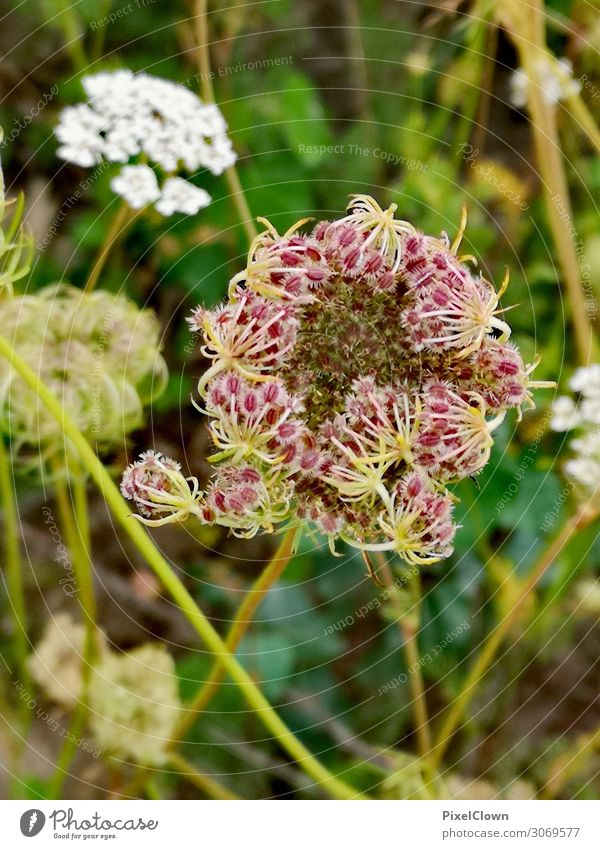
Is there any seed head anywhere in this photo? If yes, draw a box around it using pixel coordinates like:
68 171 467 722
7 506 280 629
126 197 546 567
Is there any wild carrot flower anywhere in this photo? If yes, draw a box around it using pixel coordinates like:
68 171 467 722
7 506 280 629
28 613 108 708
551 366 600 499
0 284 167 468
88 643 181 766
124 196 545 566
55 69 235 216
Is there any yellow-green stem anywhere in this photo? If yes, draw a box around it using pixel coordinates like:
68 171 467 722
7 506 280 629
48 458 98 798
174 527 297 742
169 752 239 799
509 3 595 365
378 558 434 790
194 0 257 243
541 723 600 799
564 93 600 156
430 504 597 772
0 332 364 800
84 202 132 293
55 0 87 72
0 437 30 703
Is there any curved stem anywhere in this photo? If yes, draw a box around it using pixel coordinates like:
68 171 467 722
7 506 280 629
194 0 257 243
84 202 132 293
0 332 364 800
169 752 239 799
174 527 297 742
429 504 597 772
0 436 30 704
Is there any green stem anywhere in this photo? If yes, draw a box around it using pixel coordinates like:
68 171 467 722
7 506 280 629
429 504 597 772
84 202 132 293
0 437 30 706
194 0 257 243
0 333 364 800
378 557 434 791
48 458 98 798
55 0 88 72
174 527 297 742
564 93 600 156
169 752 239 799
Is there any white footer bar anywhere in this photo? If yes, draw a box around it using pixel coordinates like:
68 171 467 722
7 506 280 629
1 800 598 848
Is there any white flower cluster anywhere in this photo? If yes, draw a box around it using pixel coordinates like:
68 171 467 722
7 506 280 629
30 616 181 766
88 644 181 766
510 56 581 109
551 365 600 494
55 70 236 216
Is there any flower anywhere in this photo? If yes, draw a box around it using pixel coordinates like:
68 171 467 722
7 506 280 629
0 284 167 468
88 644 181 766
120 450 204 526
155 177 211 216
550 365 600 499
54 69 236 216
125 196 545 566
510 56 581 109
28 613 107 708
110 164 160 209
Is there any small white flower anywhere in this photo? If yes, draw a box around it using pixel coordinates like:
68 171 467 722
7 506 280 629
550 395 579 431
55 104 107 167
110 164 160 209
155 177 211 216
510 56 581 109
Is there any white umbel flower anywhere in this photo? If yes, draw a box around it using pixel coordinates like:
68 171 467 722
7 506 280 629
550 395 579 432
55 69 237 216
155 177 211 216
55 104 107 167
551 364 600 499
110 164 160 209
88 644 181 766
510 56 581 108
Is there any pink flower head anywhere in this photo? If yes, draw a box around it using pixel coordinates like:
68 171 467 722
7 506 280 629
121 450 203 525
128 197 546 569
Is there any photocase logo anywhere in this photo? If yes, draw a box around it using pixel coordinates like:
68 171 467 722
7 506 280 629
20 810 46 837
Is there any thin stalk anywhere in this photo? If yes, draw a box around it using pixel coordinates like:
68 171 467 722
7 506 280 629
194 0 257 243
378 557 433 786
541 723 600 799
55 0 87 73
0 437 30 704
48 457 98 798
84 202 132 293
169 752 240 799
400 607 432 760
429 504 597 772
174 527 297 742
507 1 595 365
0 333 365 800
564 93 600 156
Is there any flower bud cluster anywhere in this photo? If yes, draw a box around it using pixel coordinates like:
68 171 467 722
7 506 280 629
0 284 167 468
124 196 543 565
